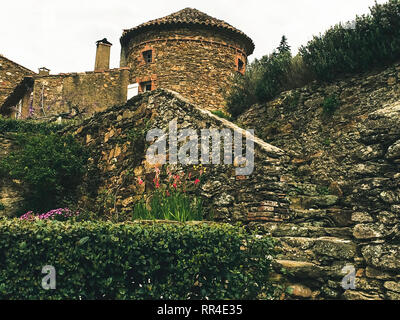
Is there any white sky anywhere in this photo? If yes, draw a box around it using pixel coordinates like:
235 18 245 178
0 0 388 74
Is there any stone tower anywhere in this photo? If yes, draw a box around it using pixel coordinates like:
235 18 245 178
120 8 254 111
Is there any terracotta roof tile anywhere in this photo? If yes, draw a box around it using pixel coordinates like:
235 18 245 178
121 8 254 55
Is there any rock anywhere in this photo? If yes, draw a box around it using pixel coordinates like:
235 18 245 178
274 260 325 278
214 193 234 206
308 195 339 208
386 140 400 159
343 290 382 300
287 284 313 298
352 212 374 223
384 281 400 293
386 291 400 300
366 267 393 280
353 224 385 239
362 245 400 271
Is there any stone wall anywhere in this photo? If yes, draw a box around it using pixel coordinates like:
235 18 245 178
62 89 373 300
239 63 400 300
27 68 130 119
121 27 248 111
66 89 289 223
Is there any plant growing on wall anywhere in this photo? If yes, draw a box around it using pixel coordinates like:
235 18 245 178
133 166 205 222
0 133 88 213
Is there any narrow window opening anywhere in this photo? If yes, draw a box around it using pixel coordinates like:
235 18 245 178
141 81 152 92
142 50 153 64
237 58 245 73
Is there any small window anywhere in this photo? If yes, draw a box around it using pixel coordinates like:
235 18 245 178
141 81 152 92
142 50 153 64
237 58 245 73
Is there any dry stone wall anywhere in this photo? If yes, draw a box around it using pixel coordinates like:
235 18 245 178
239 63 400 300
66 89 290 223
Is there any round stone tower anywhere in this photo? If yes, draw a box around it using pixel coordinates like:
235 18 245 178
120 8 254 111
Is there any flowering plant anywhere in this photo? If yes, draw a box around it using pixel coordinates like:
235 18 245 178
20 208 79 222
133 166 206 222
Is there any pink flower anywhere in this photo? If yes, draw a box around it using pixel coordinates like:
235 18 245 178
194 179 200 185
138 178 144 185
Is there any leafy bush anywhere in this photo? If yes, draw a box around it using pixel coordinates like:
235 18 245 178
322 95 341 115
0 133 88 212
0 220 277 300
300 0 400 80
226 37 313 118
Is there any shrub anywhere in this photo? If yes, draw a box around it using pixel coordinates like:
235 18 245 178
0 133 88 213
322 95 340 115
0 220 277 300
300 0 400 81
226 36 314 118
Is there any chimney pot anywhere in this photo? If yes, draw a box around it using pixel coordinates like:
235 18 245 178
38 67 50 76
95 38 112 71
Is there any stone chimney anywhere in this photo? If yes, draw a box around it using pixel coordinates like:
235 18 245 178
95 38 112 71
38 67 50 76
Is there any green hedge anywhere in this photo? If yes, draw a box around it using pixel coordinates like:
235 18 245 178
0 220 276 300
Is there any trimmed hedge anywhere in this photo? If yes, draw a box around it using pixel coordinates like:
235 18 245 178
0 220 276 300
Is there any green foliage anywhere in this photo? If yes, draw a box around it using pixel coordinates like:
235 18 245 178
211 110 232 121
0 117 64 134
0 220 277 300
226 37 313 118
0 202 4 211
0 133 88 212
133 191 203 222
300 0 400 81
322 95 340 115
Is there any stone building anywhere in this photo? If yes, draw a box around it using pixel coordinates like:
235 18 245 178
0 8 254 119
0 55 35 117
120 7 254 111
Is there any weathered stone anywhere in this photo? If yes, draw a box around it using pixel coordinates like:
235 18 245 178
353 224 386 239
384 281 400 293
287 284 313 298
352 212 374 223
386 140 400 159
343 290 382 300
362 245 400 271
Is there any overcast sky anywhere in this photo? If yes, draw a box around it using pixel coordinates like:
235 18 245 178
0 0 388 74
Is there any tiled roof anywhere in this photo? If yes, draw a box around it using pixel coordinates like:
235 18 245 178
121 8 254 55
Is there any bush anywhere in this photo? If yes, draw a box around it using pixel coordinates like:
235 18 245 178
300 0 400 81
0 133 88 212
322 95 341 115
0 220 277 300
226 36 314 118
